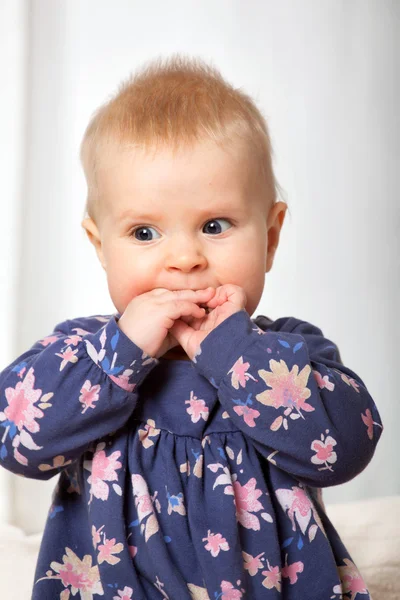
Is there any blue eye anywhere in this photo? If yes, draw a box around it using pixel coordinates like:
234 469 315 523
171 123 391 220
131 226 161 242
203 219 232 235
131 218 232 242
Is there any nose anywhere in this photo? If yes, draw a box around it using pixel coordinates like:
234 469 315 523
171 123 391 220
164 234 207 273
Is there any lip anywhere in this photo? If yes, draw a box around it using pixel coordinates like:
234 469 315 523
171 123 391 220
171 287 212 291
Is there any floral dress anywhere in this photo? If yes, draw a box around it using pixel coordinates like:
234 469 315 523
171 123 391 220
0 309 383 599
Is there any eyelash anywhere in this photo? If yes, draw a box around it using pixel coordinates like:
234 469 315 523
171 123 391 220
130 218 234 241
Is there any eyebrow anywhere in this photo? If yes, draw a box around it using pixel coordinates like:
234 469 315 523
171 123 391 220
118 204 245 222
119 211 161 222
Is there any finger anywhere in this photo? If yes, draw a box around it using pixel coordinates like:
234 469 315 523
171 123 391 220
180 314 194 324
151 288 169 296
196 287 216 296
155 288 214 299
187 287 215 301
169 319 191 348
205 287 226 308
196 307 206 318
173 288 214 296
169 300 206 320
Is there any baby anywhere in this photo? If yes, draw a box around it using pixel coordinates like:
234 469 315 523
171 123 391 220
0 55 383 599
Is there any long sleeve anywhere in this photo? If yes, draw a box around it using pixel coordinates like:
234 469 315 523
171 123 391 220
0 314 159 480
192 310 383 488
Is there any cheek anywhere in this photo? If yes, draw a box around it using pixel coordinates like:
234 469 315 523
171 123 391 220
217 238 266 313
105 249 154 310
219 239 266 281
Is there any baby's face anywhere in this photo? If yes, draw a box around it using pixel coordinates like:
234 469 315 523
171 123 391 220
83 138 286 317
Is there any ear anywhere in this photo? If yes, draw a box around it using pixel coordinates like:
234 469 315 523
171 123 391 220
81 217 106 270
265 202 287 273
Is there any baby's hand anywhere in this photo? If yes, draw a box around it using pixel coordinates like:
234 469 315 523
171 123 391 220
117 287 216 359
169 284 247 360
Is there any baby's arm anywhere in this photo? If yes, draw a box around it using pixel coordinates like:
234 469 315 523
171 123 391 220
0 314 157 480
193 310 383 488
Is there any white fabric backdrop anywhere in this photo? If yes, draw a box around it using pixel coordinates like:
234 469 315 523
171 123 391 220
1 0 398 534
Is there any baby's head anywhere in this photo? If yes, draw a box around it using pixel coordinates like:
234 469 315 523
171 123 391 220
81 55 288 317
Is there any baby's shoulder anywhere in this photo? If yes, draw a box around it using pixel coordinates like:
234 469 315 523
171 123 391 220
254 314 323 336
54 313 117 336
254 313 342 362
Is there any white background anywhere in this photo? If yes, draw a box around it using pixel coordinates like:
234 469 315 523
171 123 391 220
0 0 398 533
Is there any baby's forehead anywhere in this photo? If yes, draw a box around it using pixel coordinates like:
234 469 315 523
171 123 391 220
92 137 271 228
99 134 253 166
97 138 256 189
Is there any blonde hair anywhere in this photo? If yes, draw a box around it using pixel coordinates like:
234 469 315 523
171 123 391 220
80 53 287 222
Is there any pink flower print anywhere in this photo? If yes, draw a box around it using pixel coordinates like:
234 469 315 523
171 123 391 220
55 346 79 371
109 371 136 393
0 367 48 464
65 334 83 347
281 557 304 584
275 486 314 535
113 587 134 600
233 404 260 427
97 535 124 565
261 560 281 591
339 372 361 393
91 525 104 549
313 369 335 391
242 551 265 576
13 446 29 465
225 478 264 531
138 419 161 448
39 334 61 347
361 409 382 440
220 580 243 599
228 357 257 390
131 475 154 520
338 558 368 598
256 360 315 421
84 442 122 503
36 547 103 598
2 367 43 433
79 381 101 414
202 531 230 557
185 391 209 423
131 474 160 542
138 493 153 513
362 409 374 440
311 432 337 471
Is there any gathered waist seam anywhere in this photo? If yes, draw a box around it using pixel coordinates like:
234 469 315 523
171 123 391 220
128 418 243 441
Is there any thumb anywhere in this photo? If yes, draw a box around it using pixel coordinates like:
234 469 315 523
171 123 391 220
169 319 192 348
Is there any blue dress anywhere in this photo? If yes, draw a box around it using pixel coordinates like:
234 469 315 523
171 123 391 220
0 309 383 599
